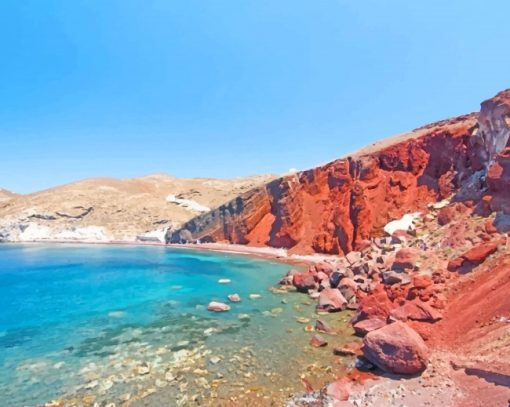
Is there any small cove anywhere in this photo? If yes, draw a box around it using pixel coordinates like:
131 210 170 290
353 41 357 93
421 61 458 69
0 244 355 406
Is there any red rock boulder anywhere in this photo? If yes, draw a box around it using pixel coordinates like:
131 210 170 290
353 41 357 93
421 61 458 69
389 301 443 323
447 240 504 272
293 272 317 292
353 318 387 336
317 288 347 313
310 333 328 347
362 321 430 374
392 248 418 271
352 284 394 323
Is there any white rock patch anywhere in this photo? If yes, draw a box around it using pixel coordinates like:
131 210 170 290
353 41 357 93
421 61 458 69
166 194 210 213
384 212 421 236
137 228 167 243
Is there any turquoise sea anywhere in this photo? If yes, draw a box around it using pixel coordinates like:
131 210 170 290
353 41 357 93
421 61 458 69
0 244 353 406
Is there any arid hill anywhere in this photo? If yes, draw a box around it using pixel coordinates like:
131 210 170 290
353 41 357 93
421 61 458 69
0 188 17 203
0 173 274 242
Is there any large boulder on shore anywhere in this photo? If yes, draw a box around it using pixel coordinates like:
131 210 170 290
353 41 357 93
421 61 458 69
362 321 430 374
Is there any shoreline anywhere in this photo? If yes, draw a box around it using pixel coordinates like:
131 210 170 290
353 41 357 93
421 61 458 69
0 239 337 268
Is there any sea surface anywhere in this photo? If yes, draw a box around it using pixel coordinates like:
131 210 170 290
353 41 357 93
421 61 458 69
0 244 354 407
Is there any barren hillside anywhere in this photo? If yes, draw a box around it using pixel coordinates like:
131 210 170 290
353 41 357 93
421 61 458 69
0 173 274 242
0 188 17 203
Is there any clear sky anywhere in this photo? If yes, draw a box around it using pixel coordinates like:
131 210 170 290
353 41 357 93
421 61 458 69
1 1 510 193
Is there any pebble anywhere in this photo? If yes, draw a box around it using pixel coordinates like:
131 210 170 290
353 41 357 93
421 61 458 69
209 356 221 364
135 364 150 375
203 327 217 336
165 371 176 382
84 380 98 389
249 294 262 300
100 379 113 391
118 393 131 402
140 388 156 399
82 395 96 405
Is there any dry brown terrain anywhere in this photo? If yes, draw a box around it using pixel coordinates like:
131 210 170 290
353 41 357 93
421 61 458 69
0 173 274 242
0 188 17 203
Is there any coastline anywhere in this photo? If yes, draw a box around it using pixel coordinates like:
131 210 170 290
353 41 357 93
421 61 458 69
0 239 338 268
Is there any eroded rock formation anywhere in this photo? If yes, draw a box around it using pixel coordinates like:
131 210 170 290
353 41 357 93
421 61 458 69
170 89 510 254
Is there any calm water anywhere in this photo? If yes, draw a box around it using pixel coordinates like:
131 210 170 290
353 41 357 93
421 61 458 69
0 244 354 407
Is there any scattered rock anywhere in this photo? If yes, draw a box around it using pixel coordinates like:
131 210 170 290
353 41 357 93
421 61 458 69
227 293 241 302
437 206 455 225
382 270 411 285
329 271 343 288
448 240 503 271
412 275 433 289
134 364 150 375
392 248 418 271
390 301 443 323
209 356 221 364
316 288 347 313
353 318 387 336
325 378 351 401
315 319 335 334
333 342 361 356
310 334 328 347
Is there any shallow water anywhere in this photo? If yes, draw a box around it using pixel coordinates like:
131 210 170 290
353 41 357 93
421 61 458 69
0 244 355 406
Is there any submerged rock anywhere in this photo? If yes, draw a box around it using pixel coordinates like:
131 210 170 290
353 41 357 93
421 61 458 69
228 293 241 302
218 278 231 284
315 319 335 334
310 334 328 348
207 301 231 312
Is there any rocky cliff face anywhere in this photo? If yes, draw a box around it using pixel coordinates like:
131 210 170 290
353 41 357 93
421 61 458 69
169 89 510 254
470 89 510 215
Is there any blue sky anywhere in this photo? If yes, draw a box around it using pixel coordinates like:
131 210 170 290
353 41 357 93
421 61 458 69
1 1 509 193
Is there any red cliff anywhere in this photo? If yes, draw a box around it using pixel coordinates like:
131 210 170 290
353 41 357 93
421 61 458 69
169 89 510 254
